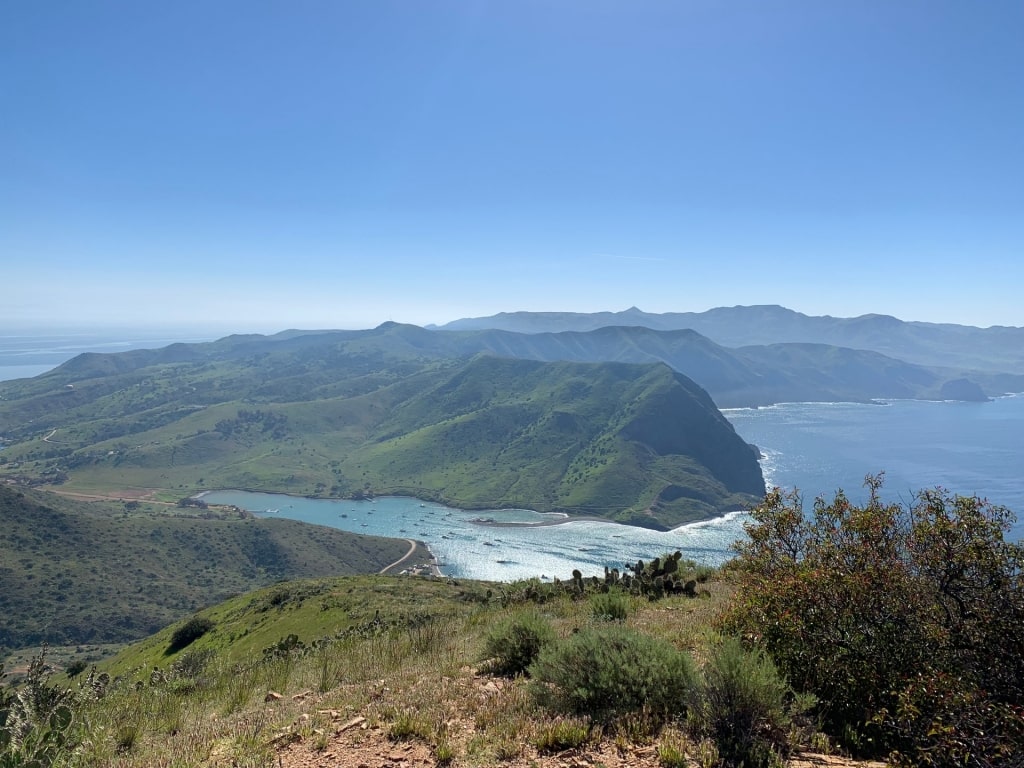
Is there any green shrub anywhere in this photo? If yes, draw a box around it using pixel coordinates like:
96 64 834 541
481 609 555 677
170 647 215 681
166 616 215 654
876 670 1024 768
530 625 695 723
589 591 629 622
690 637 793 768
722 476 1024 761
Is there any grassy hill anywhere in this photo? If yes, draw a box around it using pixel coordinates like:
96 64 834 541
0 348 764 528
0 485 414 654
40 570 748 768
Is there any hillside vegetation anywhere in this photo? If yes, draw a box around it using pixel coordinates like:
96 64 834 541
3 482 1020 768
0 485 413 654
0 346 764 528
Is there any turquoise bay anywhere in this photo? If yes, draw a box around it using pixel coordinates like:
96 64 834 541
197 490 749 582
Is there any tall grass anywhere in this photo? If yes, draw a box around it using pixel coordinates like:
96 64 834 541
2 572 845 767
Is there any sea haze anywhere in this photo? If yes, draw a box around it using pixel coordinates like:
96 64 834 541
0 331 218 382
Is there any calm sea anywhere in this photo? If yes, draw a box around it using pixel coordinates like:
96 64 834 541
0 332 217 382
725 396 1024 541
5 333 1022 576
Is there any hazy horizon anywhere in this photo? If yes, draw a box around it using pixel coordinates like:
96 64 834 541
3 2 1022 332
3 302 1023 341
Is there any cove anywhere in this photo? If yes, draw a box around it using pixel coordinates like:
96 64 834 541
198 490 749 581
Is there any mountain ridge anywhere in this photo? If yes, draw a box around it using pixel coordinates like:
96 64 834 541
432 305 1024 372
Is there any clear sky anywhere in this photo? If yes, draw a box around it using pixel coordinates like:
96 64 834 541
2 1 1022 333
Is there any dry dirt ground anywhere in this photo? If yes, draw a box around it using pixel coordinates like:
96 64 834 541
272 675 886 768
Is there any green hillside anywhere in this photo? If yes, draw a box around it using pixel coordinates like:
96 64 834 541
0 347 764 528
100 573 495 679
0 485 413 652
5 483 1019 767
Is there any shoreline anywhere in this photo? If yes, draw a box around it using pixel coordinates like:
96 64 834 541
196 488 746 532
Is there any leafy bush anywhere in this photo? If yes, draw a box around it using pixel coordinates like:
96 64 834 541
170 647 216 681
481 609 555 677
878 670 1024 768
529 625 695 723
689 637 794 768
722 476 1024 762
166 616 215 654
589 591 629 622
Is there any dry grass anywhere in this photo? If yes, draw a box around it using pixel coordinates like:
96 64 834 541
30 577 877 767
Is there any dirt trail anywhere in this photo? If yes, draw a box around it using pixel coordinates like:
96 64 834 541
378 539 418 574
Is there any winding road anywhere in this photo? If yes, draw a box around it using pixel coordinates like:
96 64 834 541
378 538 419 574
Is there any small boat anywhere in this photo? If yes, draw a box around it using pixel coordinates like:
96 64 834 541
483 541 495 547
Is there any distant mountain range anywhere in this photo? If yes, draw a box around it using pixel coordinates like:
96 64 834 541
432 304 1024 374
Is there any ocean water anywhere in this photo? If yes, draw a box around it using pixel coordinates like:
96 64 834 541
725 395 1024 540
198 490 750 581
0 332 216 382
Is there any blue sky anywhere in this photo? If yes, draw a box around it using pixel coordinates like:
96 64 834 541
2 1 1022 333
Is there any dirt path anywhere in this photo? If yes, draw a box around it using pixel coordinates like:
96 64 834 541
378 538 418 574
50 488 176 505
